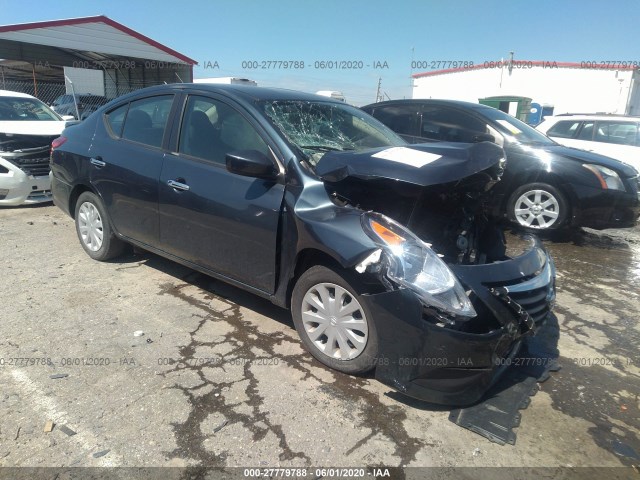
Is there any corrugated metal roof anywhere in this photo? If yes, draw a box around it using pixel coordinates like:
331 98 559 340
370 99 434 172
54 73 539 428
0 15 196 65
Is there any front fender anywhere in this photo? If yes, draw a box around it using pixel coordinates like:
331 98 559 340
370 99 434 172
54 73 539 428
272 160 379 307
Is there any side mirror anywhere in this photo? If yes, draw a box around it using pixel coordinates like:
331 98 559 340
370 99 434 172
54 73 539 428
473 133 496 143
226 150 277 179
61 115 76 121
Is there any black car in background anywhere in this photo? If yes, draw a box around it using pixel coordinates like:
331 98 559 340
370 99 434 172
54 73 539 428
51 94 109 120
362 100 640 231
51 84 556 405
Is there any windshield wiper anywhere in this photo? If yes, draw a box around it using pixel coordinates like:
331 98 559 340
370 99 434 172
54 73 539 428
520 140 552 146
300 145 354 152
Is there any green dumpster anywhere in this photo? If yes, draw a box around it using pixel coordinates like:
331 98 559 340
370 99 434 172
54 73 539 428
479 96 532 123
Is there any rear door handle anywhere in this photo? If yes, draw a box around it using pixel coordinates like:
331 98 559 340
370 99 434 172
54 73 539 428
90 157 106 167
167 179 190 191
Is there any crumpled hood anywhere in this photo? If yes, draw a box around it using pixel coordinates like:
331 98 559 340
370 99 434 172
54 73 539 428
315 142 505 187
0 120 68 136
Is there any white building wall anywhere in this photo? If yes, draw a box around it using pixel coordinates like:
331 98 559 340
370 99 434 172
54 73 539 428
413 66 634 114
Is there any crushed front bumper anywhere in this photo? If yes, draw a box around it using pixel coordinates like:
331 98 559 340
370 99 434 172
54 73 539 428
364 236 555 406
0 154 52 206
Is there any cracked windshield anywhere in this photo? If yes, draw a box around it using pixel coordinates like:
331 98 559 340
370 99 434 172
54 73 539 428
261 100 403 165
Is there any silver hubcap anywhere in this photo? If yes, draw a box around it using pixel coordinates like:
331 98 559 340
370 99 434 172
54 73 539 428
514 189 560 229
301 283 368 360
78 201 104 251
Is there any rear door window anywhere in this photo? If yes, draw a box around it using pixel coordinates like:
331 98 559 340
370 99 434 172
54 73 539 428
121 95 174 148
420 106 487 142
594 121 639 146
105 104 128 137
370 104 420 137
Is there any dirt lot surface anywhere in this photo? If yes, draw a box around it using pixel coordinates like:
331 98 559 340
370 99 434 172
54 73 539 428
1 204 638 478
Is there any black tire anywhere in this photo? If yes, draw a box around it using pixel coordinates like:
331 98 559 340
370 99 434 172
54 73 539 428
291 265 378 374
74 191 125 261
507 182 569 231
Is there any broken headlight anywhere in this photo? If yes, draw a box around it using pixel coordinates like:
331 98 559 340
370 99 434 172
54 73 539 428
361 212 477 318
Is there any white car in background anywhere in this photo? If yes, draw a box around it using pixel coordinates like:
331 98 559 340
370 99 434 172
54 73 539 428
0 90 72 206
316 90 346 102
537 114 640 172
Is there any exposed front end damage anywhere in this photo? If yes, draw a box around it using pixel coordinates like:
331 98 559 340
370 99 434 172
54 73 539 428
260 99 556 405
0 134 58 205
314 142 556 405
360 236 555 406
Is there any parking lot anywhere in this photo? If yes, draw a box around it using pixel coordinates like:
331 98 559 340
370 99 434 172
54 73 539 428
1 204 639 476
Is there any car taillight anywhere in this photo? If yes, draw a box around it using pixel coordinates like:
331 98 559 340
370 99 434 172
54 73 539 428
51 136 67 150
50 136 67 156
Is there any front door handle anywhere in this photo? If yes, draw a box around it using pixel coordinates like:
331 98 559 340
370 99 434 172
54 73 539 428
167 179 190 191
90 157 106 168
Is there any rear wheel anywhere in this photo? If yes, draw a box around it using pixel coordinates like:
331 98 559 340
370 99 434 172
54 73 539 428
291 265 378 374
507 183 569 230
74 191 125 261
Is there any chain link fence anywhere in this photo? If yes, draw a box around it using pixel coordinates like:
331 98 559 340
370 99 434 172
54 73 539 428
1 79 151 120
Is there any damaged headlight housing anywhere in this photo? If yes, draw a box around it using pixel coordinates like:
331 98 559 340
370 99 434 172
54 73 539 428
361 212 477 318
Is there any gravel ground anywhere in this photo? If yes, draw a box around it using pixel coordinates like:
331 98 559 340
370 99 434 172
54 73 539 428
0 204 638 478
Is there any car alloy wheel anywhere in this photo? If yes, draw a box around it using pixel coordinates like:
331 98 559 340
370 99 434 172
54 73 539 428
513 189 561 229
77 201 104 251
301 282 369 360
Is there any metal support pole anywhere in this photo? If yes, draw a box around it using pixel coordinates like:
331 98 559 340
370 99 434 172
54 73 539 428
65 75 80 120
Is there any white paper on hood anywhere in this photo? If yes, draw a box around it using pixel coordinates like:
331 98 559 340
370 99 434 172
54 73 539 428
372 147 442 168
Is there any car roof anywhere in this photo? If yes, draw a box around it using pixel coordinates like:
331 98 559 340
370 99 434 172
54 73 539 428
362 98 493 111
0 89 37 99
543 114 640 122
114 83 345 105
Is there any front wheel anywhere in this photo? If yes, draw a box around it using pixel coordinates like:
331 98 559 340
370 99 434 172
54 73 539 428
291 265 378 374
507 183 569 230
74 191 125 261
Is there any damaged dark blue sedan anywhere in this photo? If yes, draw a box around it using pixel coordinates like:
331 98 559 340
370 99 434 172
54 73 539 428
50 84 556 406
